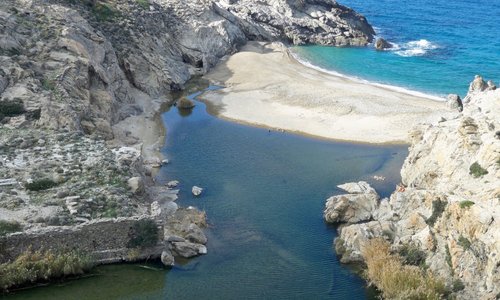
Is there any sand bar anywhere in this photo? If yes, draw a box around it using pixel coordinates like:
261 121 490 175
201 42 450 144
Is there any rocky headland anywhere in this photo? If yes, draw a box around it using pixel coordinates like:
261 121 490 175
325 78 499 299
0 0 374 291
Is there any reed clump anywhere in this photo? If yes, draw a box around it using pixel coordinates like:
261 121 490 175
362 238 446 300
0 250 94 291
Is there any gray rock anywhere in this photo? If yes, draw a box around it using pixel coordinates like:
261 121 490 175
324 192 378 224
192 186 203 196
375 38 392 50
468 75 487 94
177 98 195 109
337 181 377 194
446 94 463 112
167 180 179 188
161 249 175 267
127 177 144 194
171 241 207 258
185 223 208 244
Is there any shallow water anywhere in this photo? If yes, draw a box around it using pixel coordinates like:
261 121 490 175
294 0 500 97
3 88 408 299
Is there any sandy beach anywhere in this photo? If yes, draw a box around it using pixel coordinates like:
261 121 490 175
201 42 450 144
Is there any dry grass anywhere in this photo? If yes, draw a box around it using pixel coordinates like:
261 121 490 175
0 250 94 291
362 238 446 300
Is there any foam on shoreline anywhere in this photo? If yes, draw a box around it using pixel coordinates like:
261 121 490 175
289 49 445 101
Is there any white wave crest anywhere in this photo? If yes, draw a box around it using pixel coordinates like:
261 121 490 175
394 39 440 57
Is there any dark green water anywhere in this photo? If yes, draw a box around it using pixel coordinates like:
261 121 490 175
3 88 407 299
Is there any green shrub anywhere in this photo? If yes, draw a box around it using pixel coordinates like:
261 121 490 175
459 200 475 209
25 179 58 191
0 101 24 116
362 239 446 300
399 243 427 267
136 0 149 9
469 162 488 178
127 219 159 249
0 220 22 236
426 199 447 226
41 78 56 91
452 279 465 292
92 3 120 21
0 250 94 291
458 236 471 250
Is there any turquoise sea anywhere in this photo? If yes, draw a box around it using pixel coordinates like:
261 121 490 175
294 0 500 97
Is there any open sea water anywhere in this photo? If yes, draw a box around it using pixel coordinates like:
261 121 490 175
293 0 500 97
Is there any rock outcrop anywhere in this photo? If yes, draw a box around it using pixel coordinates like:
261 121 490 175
326 78 500 299
375 37 392 50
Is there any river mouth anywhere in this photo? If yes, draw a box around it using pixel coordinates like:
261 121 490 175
3 81 407 300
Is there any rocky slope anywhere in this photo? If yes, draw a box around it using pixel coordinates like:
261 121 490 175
0 0 374 270
326 78 499 299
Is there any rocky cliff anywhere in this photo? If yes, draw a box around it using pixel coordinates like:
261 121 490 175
0 0 374 273
327 78 499 299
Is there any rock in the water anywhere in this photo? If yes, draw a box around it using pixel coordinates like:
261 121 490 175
167 180 179 188
185 223 208 244
192 186 203 196
171 241 207 258
446 94 463 112
161 249 175 267
375 38 392 50
127 177 144 194
324 182 379 224
337 181 377 194
177 98 195 109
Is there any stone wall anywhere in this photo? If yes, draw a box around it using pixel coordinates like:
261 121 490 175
0 215 163 264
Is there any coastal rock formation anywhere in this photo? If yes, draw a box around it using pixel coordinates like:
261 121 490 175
446 94 463 112
375 37 392 50
327 79 500 299
323 181 379 224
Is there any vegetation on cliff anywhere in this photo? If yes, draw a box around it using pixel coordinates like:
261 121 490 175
362 239 446 299
0 250 94 292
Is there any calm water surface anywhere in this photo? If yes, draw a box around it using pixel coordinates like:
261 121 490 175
4 87 407 299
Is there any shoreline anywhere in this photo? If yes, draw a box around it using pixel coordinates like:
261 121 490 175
200 42 451 144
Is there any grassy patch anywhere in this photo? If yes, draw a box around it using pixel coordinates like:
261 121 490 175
452 279 465 292
25 179 58 191
92 3 120 22
469 162 488 178
41 78 56 91
458 236 471 250
127 219 159 249
459 200 475 209
399 243 427 267
0 250 94 291
362 239 446 300
0 101 25 116
0 221 22 236
136 0 149 9
426 199 447 226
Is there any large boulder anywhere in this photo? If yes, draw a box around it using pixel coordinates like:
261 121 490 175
446 94 463 112
161 249 175 267
375 38 392 50
468 75 487 94
170 241 207 258
324 181 379 224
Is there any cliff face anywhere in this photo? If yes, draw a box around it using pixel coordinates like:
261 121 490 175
330 82 500 299
0 0 374 140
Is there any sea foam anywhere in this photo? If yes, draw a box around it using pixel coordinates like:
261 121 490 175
393 39 440 57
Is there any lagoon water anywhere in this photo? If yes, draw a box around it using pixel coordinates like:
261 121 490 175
294 0 500 97
3 88 407 299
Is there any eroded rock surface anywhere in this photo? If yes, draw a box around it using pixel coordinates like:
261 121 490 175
326 78 500 299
